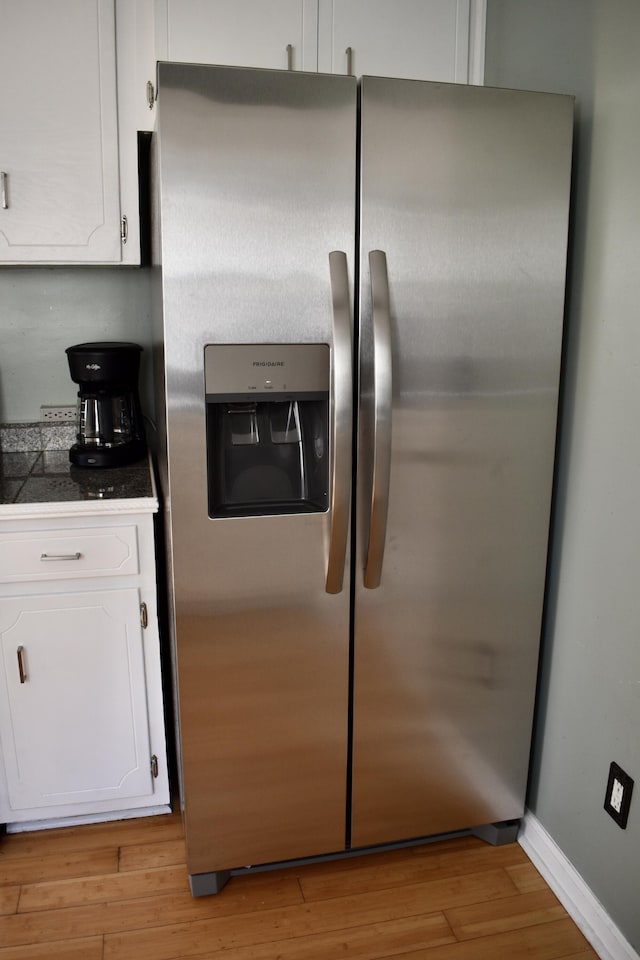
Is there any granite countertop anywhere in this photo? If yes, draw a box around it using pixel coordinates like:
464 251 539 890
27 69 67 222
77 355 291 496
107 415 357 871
0 423 157 518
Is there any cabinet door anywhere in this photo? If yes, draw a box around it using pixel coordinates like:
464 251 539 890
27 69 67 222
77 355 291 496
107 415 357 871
157 0 318 71
0 589 153 812
318 0 482 83
0 0 122 263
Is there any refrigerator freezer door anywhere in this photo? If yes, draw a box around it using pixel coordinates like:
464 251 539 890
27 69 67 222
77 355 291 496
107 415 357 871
156 63 356 876
352 78 573 847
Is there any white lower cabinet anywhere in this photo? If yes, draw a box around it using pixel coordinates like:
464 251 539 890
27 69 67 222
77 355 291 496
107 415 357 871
0 510 170 829
0 590 153 811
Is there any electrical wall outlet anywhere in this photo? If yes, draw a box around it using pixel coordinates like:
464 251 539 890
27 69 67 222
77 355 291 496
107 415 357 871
40 405 76 422
604 761 634 828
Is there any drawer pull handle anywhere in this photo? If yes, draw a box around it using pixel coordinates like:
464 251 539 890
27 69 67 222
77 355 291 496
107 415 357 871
40 552 82 561
17 646 27 684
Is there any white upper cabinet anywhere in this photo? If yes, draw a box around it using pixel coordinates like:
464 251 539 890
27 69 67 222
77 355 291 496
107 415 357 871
153 0 485 83
318 0 485 83
0 0 125 264
156 0 319 71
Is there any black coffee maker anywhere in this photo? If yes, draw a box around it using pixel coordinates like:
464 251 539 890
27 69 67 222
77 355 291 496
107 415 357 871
66 342 146 468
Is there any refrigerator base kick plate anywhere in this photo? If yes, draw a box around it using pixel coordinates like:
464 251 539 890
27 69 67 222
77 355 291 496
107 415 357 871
189 870 231 897
470 819 521 846
187 819 522 896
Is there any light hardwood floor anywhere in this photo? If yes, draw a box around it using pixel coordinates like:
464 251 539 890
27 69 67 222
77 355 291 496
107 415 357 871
0 810 600 960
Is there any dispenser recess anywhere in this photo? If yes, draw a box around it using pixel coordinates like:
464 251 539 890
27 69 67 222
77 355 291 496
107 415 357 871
205 344 330 518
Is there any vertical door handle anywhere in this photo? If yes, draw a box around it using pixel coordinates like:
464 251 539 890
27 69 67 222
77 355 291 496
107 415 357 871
326 250 353 594
17 646 27 684
1 171 8 209
286 43 294 70
345 47 353 76
364 250 393 589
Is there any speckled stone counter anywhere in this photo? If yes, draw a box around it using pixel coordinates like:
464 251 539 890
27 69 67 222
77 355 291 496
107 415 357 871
0 424 156 518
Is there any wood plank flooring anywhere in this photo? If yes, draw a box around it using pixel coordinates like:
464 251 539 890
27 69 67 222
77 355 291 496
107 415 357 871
0 811 600 960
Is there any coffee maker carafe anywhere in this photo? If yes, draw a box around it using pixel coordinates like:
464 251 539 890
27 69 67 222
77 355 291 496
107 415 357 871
66 342 146 468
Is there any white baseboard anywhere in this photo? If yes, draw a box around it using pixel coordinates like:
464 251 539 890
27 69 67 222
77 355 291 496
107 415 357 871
6 804 172 834
518 811 639 960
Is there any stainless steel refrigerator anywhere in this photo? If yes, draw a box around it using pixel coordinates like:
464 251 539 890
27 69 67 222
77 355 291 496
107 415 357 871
152 62 573 895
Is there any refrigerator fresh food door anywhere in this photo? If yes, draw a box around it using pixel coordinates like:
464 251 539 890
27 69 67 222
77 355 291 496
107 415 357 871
352 77 573 848
156 63 356 877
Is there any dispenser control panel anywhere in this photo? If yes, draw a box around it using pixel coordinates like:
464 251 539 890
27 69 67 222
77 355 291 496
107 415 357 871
204 343 329 400
204 343 330 519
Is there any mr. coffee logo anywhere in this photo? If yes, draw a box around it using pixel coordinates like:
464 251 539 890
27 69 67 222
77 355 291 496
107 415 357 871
85 363 101 371
252 361 284 367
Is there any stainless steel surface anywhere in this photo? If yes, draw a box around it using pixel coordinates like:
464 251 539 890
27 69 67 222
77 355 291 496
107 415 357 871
39 552 82 561
204 343 330 396
326 250 352 595
156 63 356 875
154 62 573 884
1 171 7 209
346 46 353 76
17 646 26 684
351 77 573 848
363 249 392 590
286 43 293 70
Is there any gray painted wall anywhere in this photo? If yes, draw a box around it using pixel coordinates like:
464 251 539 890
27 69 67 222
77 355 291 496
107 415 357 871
486 0 640 948
0 269 153 423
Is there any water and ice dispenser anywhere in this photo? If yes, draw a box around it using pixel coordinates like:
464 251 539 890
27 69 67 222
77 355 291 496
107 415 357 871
205 344 330 518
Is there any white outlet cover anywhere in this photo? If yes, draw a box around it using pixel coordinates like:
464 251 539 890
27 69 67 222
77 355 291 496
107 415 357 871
611 778 624 813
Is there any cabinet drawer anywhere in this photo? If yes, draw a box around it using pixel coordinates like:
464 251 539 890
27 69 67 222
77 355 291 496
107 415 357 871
0 526 139 582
